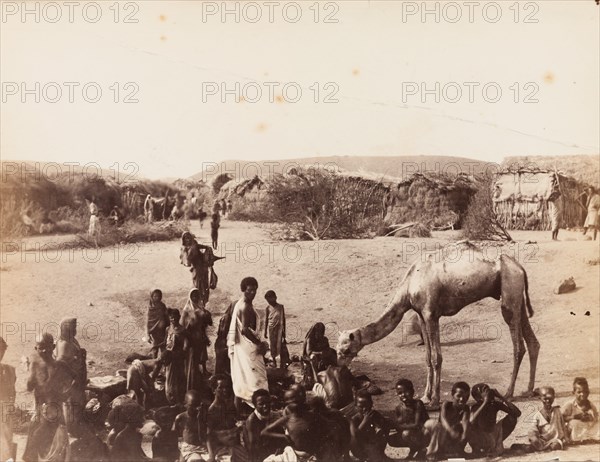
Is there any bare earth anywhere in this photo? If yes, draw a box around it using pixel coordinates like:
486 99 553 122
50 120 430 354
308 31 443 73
1 221 599 461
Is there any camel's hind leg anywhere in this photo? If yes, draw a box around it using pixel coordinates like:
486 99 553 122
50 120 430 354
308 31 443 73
420 312 442 409
503 310 526 400
521 315 540 395
500 255 530 399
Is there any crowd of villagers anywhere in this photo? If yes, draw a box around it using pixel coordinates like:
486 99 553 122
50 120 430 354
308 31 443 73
1 229 599 462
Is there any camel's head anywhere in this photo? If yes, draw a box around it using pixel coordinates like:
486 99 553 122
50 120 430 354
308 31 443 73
336 329 362 366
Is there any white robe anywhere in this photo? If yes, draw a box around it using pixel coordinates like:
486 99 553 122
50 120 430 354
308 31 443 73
227 298 268 405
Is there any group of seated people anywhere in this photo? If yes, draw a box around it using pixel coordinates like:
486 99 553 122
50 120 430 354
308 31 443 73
5 300 599 462
108 373 600 462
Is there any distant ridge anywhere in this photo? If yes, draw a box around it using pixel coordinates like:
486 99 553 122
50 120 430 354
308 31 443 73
189 155 488 183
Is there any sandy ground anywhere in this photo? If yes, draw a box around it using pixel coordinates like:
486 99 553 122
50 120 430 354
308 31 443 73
1 220 599 461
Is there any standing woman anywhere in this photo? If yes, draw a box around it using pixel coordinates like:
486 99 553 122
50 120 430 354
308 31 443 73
582 186 600 240
146 289 169 359
56 318 87 435
181 288 213 388
548 196 562 241
164 309 189 405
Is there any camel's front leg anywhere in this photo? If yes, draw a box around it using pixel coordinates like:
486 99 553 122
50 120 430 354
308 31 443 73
522 317 540 395
418 315 434 404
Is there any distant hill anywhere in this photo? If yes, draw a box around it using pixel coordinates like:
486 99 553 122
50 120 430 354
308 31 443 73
0 160 141 184
189 156 489 183
502 155 599 187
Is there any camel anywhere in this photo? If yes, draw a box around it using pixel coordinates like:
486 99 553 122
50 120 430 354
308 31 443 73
336 241 540 408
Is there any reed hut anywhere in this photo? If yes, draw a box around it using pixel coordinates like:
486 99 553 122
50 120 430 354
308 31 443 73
218 175 269 202
492 168 587 230
384 172 477 230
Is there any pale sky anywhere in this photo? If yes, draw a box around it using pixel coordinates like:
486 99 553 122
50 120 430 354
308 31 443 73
1 0 598 179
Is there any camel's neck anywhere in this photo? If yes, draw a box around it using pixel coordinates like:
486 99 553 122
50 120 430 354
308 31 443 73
357 283 412 345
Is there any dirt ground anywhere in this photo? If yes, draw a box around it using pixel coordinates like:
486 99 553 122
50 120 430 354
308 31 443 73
1 220 599 461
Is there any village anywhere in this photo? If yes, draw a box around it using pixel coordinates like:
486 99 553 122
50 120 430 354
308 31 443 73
1 154 599 462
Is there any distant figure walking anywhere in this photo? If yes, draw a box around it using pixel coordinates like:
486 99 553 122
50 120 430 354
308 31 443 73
180 231 219 304
88 199 100 247
211 212 220 250
212 199 221 214
220 199 227 218
198 207 207 229
144 194 154 223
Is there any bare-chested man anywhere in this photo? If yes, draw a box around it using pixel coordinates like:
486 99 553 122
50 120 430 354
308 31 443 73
227 277 269 412
23 334 74 461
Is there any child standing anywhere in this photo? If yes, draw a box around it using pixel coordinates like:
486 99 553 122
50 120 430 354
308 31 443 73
211 212 220 250
173 390 208 461
264 291 286 368
146 289 169 359
529 386 569 451
426 381 470 461
387 378 432 459
562 377 599 443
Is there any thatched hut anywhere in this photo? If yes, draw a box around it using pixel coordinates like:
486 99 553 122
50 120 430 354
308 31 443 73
218 176 269 202
492 168 587 230
384 172 477 230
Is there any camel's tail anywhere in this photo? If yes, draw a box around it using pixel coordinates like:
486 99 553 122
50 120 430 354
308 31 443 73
524 269 534 318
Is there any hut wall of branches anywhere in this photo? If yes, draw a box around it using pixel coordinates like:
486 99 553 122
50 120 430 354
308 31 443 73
328 173 390 225
492 169 587 230
384 173 477 231
219 167 391 238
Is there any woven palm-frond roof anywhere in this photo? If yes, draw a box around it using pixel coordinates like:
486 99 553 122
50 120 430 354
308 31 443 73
502 155 598 187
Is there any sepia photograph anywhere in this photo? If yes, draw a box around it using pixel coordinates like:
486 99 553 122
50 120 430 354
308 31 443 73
1 1 599 461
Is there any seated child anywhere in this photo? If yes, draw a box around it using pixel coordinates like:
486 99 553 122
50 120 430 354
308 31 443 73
311 365 355 410
109 403 150 462
387 378 432 459
126 357 162 409
243 389 284 462
529 386 569 451
426 381 470 461
149 404 181 461
106 395 141 448
207 374 244 462
349 389 390 462
309 396 351 461
468 383 521 457
562 377 599 443
173 390 208 461
302 323 337 374
262 384 322 460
